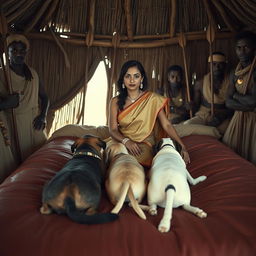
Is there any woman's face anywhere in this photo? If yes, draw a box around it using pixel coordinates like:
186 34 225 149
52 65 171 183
123 66 143 90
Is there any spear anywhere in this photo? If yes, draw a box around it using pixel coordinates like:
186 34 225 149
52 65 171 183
206 23 216 118
0 9 22 163
178 32 192 118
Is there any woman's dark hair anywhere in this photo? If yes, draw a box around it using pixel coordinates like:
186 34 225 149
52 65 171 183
117 60 148 110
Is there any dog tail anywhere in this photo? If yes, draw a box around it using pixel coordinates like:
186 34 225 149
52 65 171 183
64 197 118 225
159 184 176 228
127 186 146 219
111 181 129 214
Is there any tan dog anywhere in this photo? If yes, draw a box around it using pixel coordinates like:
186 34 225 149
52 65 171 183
105 142 147 219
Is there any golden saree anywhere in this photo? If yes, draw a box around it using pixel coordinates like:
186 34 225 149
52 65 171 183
222 63 256 165
117 91 168 167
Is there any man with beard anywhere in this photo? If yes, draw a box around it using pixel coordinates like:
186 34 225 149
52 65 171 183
222 31 256 165
161 65 190 124
184 52 232 135
0 34 49 182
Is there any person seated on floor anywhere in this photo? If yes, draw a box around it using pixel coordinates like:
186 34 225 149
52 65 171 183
184 52 233 135
222 31 256 165
159 65 190 124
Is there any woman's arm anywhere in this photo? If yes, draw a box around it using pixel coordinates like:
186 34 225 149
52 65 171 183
108 97 141 156
158 109 190 164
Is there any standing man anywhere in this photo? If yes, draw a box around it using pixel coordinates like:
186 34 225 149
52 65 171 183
223 31 256 165
184 52 232 134
0 34 49 182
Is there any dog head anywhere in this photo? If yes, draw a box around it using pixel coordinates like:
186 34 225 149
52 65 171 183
155 138 181 154
104 141 128 166
71 134 106 154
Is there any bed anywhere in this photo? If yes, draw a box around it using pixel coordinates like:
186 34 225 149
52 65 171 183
0 133 256 256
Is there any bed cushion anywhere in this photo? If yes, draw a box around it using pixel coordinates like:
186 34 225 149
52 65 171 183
0 135 255 256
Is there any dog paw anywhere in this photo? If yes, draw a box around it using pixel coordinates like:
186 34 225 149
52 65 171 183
193 175 207 185
158 220 170 233
149 208 157 215
196 209 207 218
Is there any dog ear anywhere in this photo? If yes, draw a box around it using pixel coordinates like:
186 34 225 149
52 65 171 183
104 148 111 167
173 140 182 154
154 139 163 154
71 138 84 153
97 139 106 149
71 142 77 153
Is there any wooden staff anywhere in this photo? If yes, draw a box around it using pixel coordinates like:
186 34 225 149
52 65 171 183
206 23 216 118
0 11 22 163
178 32 192 118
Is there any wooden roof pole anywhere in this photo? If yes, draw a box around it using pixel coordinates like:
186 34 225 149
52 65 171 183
202 0 217 30
86 0 96 47
124 0 133 41
41 0 60 29
7 0 34 23
206 23 216 118
211 0 236 32
28 31 233 48
169 0 176 37
49 27 70 68
5 0 27 17
25 0 53 33
178 32 192 118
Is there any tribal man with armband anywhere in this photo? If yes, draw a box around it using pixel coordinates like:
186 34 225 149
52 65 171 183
184 52 233 135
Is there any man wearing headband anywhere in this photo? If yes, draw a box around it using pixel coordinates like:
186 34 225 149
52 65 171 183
0 34 49 181
223 31 256 165
183 51 232 134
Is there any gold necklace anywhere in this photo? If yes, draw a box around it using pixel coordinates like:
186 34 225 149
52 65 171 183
127 91 141 103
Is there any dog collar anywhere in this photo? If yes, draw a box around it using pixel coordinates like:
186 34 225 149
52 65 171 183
159 144 175 150
73 151 101 160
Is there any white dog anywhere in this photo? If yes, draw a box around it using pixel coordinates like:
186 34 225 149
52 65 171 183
146 138 207 232
105 142 147 219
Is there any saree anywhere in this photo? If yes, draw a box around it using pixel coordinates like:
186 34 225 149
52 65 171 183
117 91 168 167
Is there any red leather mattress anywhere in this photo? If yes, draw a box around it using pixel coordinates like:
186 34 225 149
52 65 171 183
0 135 255 256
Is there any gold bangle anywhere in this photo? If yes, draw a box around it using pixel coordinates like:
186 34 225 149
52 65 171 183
122 138 130 145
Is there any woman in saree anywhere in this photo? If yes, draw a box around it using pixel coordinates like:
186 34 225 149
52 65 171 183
108 60 190 168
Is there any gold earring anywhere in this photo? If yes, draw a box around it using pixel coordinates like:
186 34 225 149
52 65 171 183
140 82 143 89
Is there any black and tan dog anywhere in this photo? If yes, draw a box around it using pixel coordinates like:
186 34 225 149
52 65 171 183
40 134 118 224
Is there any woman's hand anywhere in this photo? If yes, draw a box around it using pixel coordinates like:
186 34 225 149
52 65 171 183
124 139 142 156
181 148 190 164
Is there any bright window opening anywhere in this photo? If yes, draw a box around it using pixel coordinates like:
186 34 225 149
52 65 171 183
49 61 108 136
82 61 108 126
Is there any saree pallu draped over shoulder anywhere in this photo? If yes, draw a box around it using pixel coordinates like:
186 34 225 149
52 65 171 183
118 91 168 167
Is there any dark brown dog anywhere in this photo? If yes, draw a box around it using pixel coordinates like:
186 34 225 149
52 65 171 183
40 134 118 224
